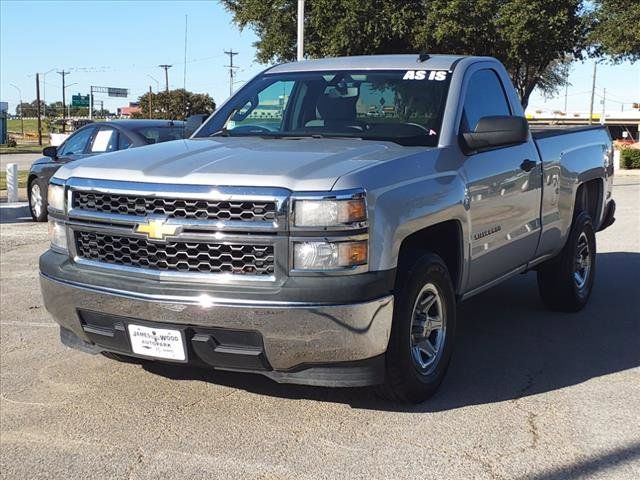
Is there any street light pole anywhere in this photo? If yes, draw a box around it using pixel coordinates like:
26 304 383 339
588 62 597 126
297 0 305 61
63 82 77 121
40 68 55 117
9 83 24 139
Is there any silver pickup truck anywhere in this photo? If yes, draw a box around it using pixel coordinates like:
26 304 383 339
40 54 615 403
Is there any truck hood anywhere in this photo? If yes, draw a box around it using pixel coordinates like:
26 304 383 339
53 137 426 191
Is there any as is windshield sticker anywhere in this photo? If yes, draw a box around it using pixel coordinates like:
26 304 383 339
403 70 447 81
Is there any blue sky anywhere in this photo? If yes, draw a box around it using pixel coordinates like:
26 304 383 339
1 0 638 116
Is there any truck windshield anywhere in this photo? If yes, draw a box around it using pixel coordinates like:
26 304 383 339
196 70 451 146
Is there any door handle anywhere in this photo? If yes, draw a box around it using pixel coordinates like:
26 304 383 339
520 159 537 172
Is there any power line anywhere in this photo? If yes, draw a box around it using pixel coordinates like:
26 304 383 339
224 49 239 97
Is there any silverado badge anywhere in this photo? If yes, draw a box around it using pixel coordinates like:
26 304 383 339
135 219 181 240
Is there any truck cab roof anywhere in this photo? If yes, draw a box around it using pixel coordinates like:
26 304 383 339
267 54 491 74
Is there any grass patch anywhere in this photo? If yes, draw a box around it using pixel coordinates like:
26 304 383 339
0 144 47 154
7 118 49 136
0 170 29 190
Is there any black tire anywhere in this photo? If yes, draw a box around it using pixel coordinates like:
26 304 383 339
377 253 457 403
28 178 48 222
537 211 596 312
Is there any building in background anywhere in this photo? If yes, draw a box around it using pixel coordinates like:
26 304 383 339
117 102 141 118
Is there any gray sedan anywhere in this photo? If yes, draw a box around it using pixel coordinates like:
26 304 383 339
28 119 186 221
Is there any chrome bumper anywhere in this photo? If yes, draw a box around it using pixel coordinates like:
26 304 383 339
40 273 394 371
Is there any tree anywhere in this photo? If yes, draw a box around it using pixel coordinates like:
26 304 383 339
46 101 65 118
16 100 45 117
589 0 640 62
134 89 216 120
221 0 636 109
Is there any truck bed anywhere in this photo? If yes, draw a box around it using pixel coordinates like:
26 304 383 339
530 125 606 140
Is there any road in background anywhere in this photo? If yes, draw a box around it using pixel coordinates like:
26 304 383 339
1 178 639 479
0 153 41 171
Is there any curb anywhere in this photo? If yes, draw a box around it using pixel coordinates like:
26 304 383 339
616 169 640 177
0 202 31 222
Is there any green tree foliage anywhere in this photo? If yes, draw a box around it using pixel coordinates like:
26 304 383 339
134 89 216 120
16 100 45 117
589 0 640 62
221 0 636 109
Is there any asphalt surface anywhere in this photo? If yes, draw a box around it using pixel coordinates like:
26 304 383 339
1 177 639 480
0 153 41 171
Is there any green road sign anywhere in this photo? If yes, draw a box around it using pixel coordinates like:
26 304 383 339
72 94 90 107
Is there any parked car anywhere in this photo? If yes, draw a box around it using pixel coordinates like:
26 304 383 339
27 119 186 221
40 55 615 403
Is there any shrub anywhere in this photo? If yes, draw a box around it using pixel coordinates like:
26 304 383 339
620 148 640 169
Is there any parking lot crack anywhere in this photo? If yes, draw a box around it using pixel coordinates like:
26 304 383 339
125 448 145 480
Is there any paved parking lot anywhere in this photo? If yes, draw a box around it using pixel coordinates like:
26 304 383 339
1 177 638 479
0 153 41 171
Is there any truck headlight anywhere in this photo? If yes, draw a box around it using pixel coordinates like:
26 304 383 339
47 183 66 212
293 240 367 270
294 197 366 228
48 219 68 252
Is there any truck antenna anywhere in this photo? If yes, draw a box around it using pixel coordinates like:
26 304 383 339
418 52 430 62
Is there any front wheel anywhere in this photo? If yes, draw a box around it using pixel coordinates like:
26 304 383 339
28 178 48 222
377 253 457 403
537 211 596 312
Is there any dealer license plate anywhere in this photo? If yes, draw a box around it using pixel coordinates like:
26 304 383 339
128 324 185 361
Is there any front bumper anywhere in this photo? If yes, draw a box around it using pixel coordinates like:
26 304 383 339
40 268 394 387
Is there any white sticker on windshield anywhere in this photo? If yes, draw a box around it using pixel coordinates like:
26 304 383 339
91 129 113 152
403 70 448 81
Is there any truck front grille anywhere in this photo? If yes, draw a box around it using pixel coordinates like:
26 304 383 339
72 192 277 222
75 231 275 276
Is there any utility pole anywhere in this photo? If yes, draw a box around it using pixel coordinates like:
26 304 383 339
563 83 568 115
297 0 305 61
224 49 239 97
57 70 70 132
588 62 597 125
9 84 24 139
35 73 42 146
600 88 606 125
158 64 172 92
148 86 153 119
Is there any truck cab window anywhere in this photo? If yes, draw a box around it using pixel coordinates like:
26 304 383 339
89 127 118 153
203 70 451 146
58 127 95 156
461 69 511 132
227 80 295 133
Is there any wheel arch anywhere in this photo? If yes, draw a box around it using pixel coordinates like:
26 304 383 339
396 220 464 295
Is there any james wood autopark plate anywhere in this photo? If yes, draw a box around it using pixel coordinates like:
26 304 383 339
127 324 186 361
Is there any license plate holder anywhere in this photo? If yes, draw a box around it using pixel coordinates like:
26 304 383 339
127 324 187 362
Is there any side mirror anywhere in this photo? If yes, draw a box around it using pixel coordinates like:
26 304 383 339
43 146 58 159
462 116 528 152
184 114 208 137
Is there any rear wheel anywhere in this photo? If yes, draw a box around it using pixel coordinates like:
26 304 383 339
28 178 48 222
537 211 596 312
377 253 456 403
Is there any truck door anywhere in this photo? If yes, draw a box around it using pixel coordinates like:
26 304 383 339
461 69 542 291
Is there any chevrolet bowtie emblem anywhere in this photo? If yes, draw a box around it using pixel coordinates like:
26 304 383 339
135 219 180 240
